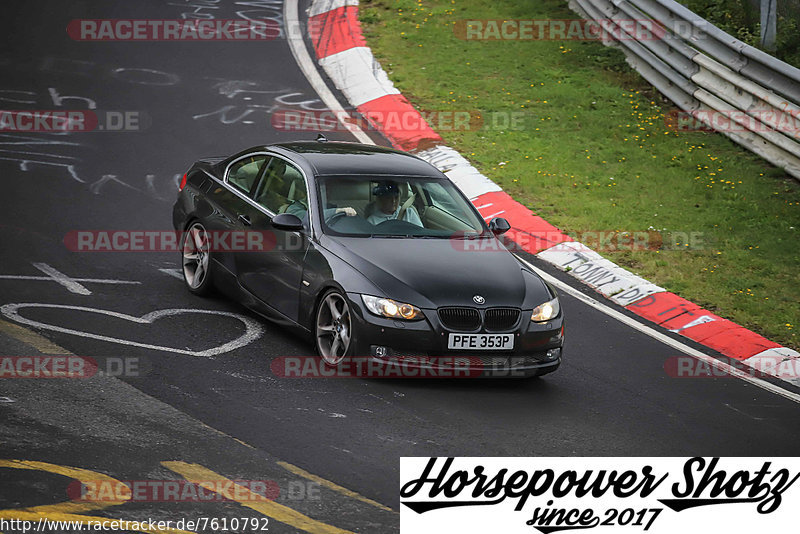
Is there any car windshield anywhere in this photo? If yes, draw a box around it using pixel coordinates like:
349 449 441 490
316 175 488 238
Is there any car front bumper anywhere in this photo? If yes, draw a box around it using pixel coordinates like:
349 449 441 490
346 293 564 378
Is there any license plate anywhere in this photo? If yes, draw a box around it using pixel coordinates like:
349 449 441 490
447 333 514 350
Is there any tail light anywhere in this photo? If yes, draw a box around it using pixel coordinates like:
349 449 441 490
179 173 188 191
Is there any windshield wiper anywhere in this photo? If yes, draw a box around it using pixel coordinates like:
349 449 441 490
451 233 491 239
371 234 446 238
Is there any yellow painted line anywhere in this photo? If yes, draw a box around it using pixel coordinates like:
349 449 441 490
0 319 72 354
277 461 397 514
233 437 255 449
0 460 194 534
0 459 128 514
0 511 195 534
162 461 355 534
0 320 390 525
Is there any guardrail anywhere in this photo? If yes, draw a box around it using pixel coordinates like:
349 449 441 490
568 0 800 180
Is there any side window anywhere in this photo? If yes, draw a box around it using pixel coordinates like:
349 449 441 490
253 157 307 215
427 182 460 214
227 155 269 194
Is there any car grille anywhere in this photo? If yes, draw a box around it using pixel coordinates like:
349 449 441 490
438 307 481 331
438 307 521 332
484 308 520 331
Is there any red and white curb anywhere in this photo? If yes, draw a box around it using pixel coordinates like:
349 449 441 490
305 0 800 387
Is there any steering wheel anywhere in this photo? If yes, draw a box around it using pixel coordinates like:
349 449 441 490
327 210 347 224
397 192 417 222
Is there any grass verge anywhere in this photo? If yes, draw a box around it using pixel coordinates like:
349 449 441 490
359 0 799 350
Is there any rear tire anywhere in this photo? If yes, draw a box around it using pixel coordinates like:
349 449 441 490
181 222 214 296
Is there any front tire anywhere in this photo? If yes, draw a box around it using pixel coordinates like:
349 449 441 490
315 289 358 366
181 222 214 296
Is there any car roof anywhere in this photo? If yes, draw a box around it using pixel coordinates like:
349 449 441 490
269 141 443 177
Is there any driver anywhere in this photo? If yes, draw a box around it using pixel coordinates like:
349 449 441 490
367 181 422 226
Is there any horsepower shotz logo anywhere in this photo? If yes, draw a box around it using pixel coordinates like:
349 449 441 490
401 458 667 513
400 458 799 533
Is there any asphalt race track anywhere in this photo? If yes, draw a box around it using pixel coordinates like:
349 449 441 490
1 0 799 531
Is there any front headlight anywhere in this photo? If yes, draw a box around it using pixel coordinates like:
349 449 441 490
361 295 423 320
531 297 560 322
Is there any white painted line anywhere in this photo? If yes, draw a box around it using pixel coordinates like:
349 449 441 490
77 279 139 284
159 268 183 280
0 276 139 284
284 0 374 144
0 276 56 281
31 263 91 295
0 304 264 357
515 255 800 404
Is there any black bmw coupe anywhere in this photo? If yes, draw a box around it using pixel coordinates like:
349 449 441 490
173 140 563 377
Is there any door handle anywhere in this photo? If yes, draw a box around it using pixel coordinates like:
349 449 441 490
238 214 252 226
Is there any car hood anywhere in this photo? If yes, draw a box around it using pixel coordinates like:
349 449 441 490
324 236 545 309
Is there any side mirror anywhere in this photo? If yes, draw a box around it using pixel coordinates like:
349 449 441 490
488 217 511 235
271 213 304 232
